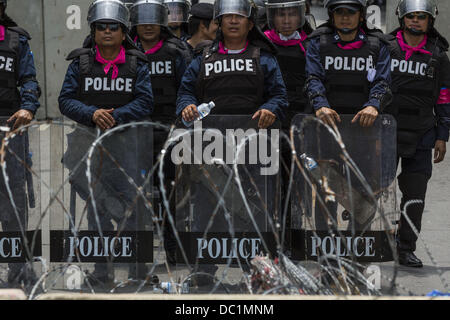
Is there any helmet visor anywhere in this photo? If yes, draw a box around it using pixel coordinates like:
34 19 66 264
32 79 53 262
167 2 190 23
130 3 168 26
214 0 252 20
397 0 437 18
267 2 306 31
88 1 130 27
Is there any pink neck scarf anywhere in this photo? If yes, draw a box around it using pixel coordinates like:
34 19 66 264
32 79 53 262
95 45 126 79
336 28 365 50
264 29 307 54
337 40 364 50
144 39 164 55
396 30 431 61
0 25 5 41
218 41 249 54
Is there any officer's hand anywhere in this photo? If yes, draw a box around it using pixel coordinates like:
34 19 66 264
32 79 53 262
315 107 341 127
182 104 199 123
434 140 446 163
252 109 276 129
352 106 378 127
7 109 34 131
93 108 116 131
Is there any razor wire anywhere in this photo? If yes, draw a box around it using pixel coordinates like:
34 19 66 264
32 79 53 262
0 117 447 298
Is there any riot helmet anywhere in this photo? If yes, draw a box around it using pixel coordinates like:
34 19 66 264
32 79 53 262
87 0 130 28
253 0 268 29
213 0 256 20
396 0 438 35
164 0 190 23
266 0 306 32
324 0 367 34
130 0 169 27
0 0 6 18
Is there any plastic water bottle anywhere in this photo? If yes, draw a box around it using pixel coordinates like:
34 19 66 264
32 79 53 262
182 101 215 127
300 153 318 171
160 281 177 294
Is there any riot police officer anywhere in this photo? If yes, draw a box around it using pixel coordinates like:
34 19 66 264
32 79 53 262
178 0 288 129
176 0 287 285
264 0 313 250
304 0 392 232
385 0 450 268
0 0 41 288
130 0 191 266
305 0 391 127
131 0 190 125
265 0 314 125
164 0 191 41
254 0 269 31
58 0 153 285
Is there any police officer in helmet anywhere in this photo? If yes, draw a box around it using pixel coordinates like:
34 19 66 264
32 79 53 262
305 0 391 128
178 0 288 129
0 0 41 288
164 0 191 40
304 0 392 232
130 0 191 266
58 0 153 284
384 0 450 268
265 0 314 124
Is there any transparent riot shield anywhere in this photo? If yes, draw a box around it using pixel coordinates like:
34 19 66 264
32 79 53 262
290 114 398 263
0 118 41 292
172 115 281 293
44 119 154 293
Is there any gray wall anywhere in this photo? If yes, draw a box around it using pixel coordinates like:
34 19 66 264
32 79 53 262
7 0 450 118
8 0 92 119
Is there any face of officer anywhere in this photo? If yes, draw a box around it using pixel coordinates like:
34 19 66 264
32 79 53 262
202 19 219 40
332 8 363 33
94 22 126 49
403 11 430 34
137 24 162 43
273 7 301 37
221 14 254 42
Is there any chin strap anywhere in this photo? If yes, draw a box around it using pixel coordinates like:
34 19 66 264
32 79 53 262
337 26 359 35
405 27 426 36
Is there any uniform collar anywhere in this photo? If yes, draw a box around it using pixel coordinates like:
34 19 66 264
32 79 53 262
332 28 367 44
135 37 164 55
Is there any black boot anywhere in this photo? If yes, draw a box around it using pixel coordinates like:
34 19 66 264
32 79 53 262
399 250 423 268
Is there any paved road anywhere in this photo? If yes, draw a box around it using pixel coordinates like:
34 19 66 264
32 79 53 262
380 154 450 296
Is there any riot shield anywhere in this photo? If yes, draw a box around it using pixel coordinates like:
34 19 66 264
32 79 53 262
290 114 398 263
45 118 154 292
0 118 41 291
173 115 281 293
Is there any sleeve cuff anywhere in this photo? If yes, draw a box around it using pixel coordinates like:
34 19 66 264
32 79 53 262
436 125 450 142
363 99 380 110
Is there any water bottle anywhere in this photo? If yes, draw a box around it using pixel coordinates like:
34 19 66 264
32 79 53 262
300 153 323 187
160 281 177 294
300 153 318 171
182 101 215 127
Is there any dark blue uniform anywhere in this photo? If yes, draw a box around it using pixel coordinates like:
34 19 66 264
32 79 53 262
58 47 154 281
0 25 40 286
58 58 153 126
385 28 450 255
304 26 392 232
176 50 288 120
17 35 40 114
305 29 391 112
